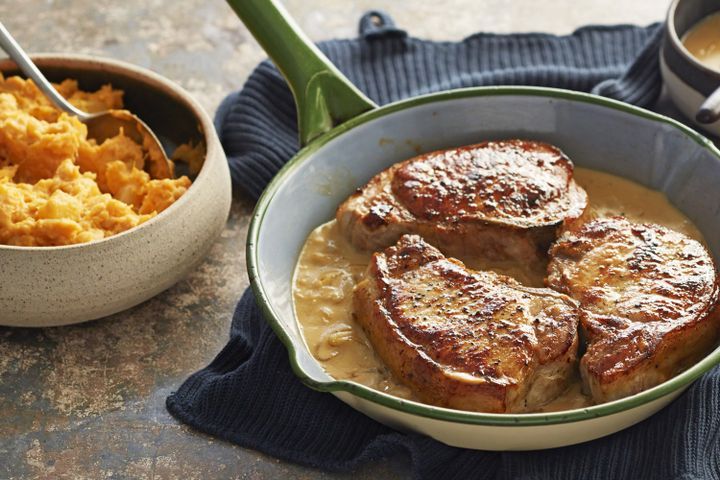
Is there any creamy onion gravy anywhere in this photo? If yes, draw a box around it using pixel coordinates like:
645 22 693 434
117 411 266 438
292 167 705 412
682 11 720 72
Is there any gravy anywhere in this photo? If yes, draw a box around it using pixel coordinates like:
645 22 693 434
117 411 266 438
292 167 705 412
682 12 720 72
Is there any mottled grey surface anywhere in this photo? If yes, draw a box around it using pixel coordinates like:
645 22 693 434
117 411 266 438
0 1 665 478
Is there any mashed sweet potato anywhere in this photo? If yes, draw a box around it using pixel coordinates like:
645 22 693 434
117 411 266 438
0 74 198 246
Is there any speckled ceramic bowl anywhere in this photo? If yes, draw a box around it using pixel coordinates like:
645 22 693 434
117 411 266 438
0 54 232 327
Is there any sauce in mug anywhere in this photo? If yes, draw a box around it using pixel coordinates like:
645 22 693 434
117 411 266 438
682 12 720 72
292 167 705 412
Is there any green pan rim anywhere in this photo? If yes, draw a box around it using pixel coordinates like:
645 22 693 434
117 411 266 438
247 85 720 427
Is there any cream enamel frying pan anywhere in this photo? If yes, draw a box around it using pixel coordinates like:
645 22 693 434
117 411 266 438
229 0 720 450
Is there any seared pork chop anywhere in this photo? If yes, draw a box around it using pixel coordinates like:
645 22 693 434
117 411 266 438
337 140 587 263
353 234 581 413
547 217 720 403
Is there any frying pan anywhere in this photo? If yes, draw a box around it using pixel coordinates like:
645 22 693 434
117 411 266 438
228 0 720 450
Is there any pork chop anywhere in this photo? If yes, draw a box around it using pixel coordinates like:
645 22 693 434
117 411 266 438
547 217 720 403
353 234 581 413
337 139 587 263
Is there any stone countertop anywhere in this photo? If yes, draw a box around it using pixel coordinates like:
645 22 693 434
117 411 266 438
0 1 665 478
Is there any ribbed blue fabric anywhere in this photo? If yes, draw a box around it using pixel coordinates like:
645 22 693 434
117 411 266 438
167 13 720 479
214 12 663 199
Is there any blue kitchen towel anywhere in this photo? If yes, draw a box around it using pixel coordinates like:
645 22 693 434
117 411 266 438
213 11 664 199
167 12 720 480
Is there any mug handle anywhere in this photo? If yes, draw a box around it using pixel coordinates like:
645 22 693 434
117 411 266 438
226 0 378 146
696 85 720 124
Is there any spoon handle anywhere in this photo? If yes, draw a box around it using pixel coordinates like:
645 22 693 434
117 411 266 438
696 85 720 125
0 21 88 120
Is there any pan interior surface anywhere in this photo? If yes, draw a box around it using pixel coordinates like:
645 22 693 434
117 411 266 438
249 88 720 426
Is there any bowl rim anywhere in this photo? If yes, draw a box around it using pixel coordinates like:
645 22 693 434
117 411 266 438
665 0 720 79
247 85 720 427
0 53 219 252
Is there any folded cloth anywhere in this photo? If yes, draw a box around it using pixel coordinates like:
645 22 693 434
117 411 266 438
213 11 663 200
167 12 720 480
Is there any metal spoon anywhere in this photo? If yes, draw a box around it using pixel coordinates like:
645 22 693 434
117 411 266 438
696 85 720 125
0 21 174 179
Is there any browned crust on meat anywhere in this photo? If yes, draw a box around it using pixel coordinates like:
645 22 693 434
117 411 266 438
392 140 578 225
337 140 588 263
547 217 720 402
354 234 580 413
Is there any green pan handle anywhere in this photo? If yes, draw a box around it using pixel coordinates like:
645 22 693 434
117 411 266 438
226 0 378 146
